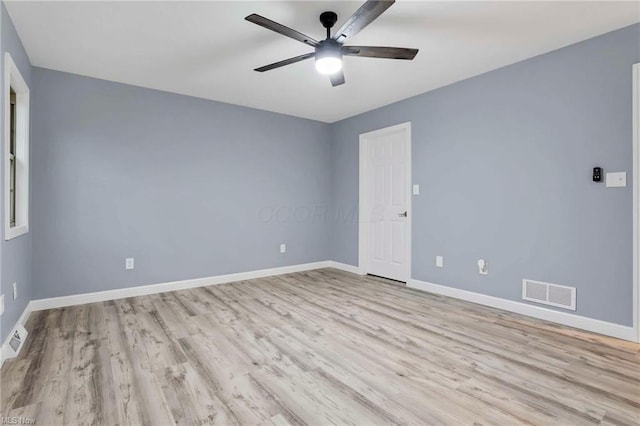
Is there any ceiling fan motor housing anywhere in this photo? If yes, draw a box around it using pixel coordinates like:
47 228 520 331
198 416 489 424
315 39 342 61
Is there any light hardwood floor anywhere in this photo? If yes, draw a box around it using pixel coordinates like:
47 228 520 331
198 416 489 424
1 268 639 425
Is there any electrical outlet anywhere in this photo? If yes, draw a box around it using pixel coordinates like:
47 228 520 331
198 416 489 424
12 282 17 300
435 256 444 268
280 244 286 254
0 294 4 316
125 258 135 270
477 259 488 275
413 184 420 195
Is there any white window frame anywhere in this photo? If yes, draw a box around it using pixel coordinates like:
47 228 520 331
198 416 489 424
633 63 639 342
4 52 29 240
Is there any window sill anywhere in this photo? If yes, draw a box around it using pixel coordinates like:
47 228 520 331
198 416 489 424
5 225 28 241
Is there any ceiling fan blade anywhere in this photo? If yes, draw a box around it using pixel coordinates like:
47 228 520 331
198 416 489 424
343 46 418 60
333 0 395 43
245 14 319 47
254 53 315 72
330 70 345 87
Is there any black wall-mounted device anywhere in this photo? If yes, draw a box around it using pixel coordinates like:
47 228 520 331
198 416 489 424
593 167 602 182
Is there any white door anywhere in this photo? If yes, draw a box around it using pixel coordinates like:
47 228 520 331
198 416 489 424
360 123 411 282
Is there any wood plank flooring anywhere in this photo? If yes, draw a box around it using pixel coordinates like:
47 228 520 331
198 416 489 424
1 268 639 425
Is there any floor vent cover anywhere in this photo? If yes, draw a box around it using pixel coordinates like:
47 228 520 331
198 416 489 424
3 324 28 360
522 279 576 311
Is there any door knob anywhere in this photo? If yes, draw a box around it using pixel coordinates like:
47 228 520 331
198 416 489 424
398 211 407 217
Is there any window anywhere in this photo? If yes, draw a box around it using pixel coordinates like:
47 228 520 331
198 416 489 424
10 88 16 227
4 52 29 240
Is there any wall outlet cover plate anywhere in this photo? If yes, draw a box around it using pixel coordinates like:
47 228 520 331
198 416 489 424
125 258 135 270
477 259 489 275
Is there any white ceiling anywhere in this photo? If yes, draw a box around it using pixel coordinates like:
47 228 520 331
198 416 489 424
5 1 640 123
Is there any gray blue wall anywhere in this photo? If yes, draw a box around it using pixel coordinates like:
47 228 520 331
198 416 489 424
0 2 32 342
31 69 331 300
330 23 640 326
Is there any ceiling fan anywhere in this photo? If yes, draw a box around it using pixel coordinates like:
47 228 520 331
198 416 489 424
245 0 418 86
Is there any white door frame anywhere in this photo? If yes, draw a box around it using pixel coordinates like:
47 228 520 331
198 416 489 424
633 63 639 342
358 122 412 281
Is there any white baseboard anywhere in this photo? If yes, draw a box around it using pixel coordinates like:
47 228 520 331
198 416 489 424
409 279 638 342
327 261 364 275
0 302 33 368
29 261 331 312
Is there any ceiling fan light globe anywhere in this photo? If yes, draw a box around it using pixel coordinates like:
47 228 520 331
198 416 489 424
315 56 342 75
